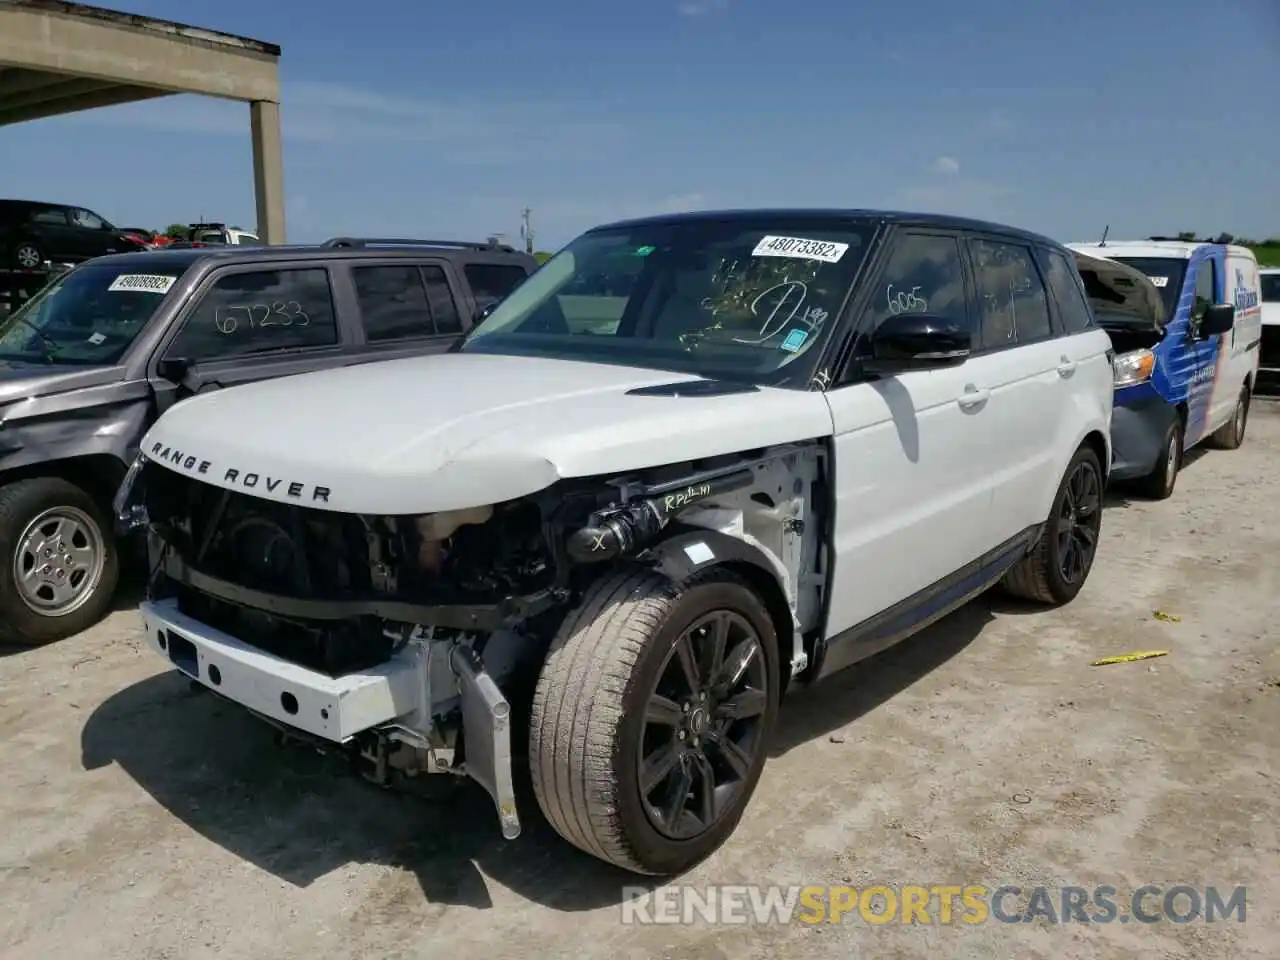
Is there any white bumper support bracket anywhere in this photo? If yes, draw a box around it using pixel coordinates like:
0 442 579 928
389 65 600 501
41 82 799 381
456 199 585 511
138 598 523 842
451 645 521 840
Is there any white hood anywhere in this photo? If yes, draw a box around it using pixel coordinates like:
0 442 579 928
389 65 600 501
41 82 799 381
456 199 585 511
141 353 834 514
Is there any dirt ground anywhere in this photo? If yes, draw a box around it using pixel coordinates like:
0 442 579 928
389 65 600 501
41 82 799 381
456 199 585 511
2 401 1278 960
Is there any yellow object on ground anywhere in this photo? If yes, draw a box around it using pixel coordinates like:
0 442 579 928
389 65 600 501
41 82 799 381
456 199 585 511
1091 651 1170 666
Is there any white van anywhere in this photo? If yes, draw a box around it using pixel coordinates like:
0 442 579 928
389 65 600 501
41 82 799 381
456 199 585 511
1067 238 1263 496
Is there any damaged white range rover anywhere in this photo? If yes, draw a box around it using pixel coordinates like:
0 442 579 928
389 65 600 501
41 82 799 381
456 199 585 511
114 209 1114 876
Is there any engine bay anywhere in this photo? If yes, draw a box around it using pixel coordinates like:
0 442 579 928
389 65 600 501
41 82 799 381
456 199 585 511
135 441 828 680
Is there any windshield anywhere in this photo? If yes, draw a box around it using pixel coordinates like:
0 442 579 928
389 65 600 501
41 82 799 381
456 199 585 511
0 262 184 365
458 216 876 387
1107 257 1187 321
1261 273 1280 303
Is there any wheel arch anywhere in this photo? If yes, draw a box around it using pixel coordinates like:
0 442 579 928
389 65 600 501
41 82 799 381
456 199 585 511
643 526 797 694
1080 428 1110 484
0 454 128 510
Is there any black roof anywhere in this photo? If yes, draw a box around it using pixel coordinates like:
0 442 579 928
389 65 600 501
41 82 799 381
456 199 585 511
594 207 1061 250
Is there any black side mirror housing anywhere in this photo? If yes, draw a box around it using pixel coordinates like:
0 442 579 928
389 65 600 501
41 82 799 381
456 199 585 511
156 356 192 383
1198 303 1235 337
860 313 971 376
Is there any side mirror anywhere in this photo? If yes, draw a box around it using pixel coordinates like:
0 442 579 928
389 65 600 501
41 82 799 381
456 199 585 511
861 313 971 376
473 300 498 324
156 356 192 383
1198 303 1235 337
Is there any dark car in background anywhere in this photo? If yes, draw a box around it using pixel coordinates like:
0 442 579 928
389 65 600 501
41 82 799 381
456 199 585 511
0 199 147 269
0 236 537 647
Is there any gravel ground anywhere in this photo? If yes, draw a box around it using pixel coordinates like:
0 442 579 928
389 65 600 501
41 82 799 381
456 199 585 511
2 400 1278 960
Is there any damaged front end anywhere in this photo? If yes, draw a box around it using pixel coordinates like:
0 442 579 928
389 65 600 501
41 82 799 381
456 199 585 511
116 441 823 842
120 455 580 840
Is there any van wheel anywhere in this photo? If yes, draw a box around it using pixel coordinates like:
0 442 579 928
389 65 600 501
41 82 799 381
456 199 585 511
529 567 780 876
1134 419 1183 500
1207 386 1250 450
1001 445 1103 606
0 478 119 646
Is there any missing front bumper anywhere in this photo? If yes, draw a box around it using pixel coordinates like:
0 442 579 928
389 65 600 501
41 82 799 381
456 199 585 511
138 598 521 840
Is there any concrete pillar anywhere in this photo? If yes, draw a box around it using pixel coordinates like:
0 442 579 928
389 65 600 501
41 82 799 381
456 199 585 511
250 100 286 244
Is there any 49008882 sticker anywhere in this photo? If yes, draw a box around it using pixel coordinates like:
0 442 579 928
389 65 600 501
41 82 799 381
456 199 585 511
107 274 176 294
752 235 849 264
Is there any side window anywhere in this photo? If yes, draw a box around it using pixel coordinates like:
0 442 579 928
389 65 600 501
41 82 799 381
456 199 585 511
972 239 1052 348
464 263 528 309
166 268 339 361
864 233 971 338
71 208 105 230
422 264 462 333
1042 249 1095 334
1191 260 1216 321
353 265 435 341
29 207 68 226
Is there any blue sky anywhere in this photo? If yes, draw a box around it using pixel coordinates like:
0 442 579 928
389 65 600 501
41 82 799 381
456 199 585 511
2 0 1277 249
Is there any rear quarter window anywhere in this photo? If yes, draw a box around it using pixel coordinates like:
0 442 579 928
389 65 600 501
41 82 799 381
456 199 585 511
1042 249 1096 334
464 263 530 309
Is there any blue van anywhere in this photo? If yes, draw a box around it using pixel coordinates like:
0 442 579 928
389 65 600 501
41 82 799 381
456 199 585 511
1068 239 1263 499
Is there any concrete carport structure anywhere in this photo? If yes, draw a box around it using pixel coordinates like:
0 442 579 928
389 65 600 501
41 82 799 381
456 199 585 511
0 0 286 242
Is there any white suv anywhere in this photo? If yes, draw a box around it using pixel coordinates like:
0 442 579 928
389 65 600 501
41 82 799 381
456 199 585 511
115 209 1114 875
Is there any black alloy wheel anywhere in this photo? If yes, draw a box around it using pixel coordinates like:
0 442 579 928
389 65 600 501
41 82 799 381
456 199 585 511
637 609 769 841
1055 457 1102 586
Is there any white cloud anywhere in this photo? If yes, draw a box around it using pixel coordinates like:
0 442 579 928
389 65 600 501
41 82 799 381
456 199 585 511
51 80 628 164
535 191 711 225
894 179 1018 220
678 0 729 15
931 155 961 175
980 109 1015 134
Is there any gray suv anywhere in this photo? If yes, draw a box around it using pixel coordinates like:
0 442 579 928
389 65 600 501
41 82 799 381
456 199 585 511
0 237 537 646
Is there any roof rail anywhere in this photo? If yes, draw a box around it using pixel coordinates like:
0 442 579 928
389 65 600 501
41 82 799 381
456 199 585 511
1147 234 1234 244
320 236 517 253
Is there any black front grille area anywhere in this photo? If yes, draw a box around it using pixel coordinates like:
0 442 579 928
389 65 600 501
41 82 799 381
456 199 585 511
172 582 398 676
1259 325 1280 371
142 463 402 676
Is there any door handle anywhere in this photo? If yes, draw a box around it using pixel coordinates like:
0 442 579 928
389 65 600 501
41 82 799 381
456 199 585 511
1057 356 1077 377
957 385 990 410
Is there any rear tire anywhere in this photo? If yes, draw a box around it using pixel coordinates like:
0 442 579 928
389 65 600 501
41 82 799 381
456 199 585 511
529 566 780 876
1001 445 1103 606
0 478 119 646
1134 418 1182 500
1207 386 1249 450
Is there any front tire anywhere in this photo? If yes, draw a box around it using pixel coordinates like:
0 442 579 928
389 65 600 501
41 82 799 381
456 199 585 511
1134 418 1182 500
0 478 119 646
529 567 780 876
1001 445 1103 606
1207 386 1250 450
